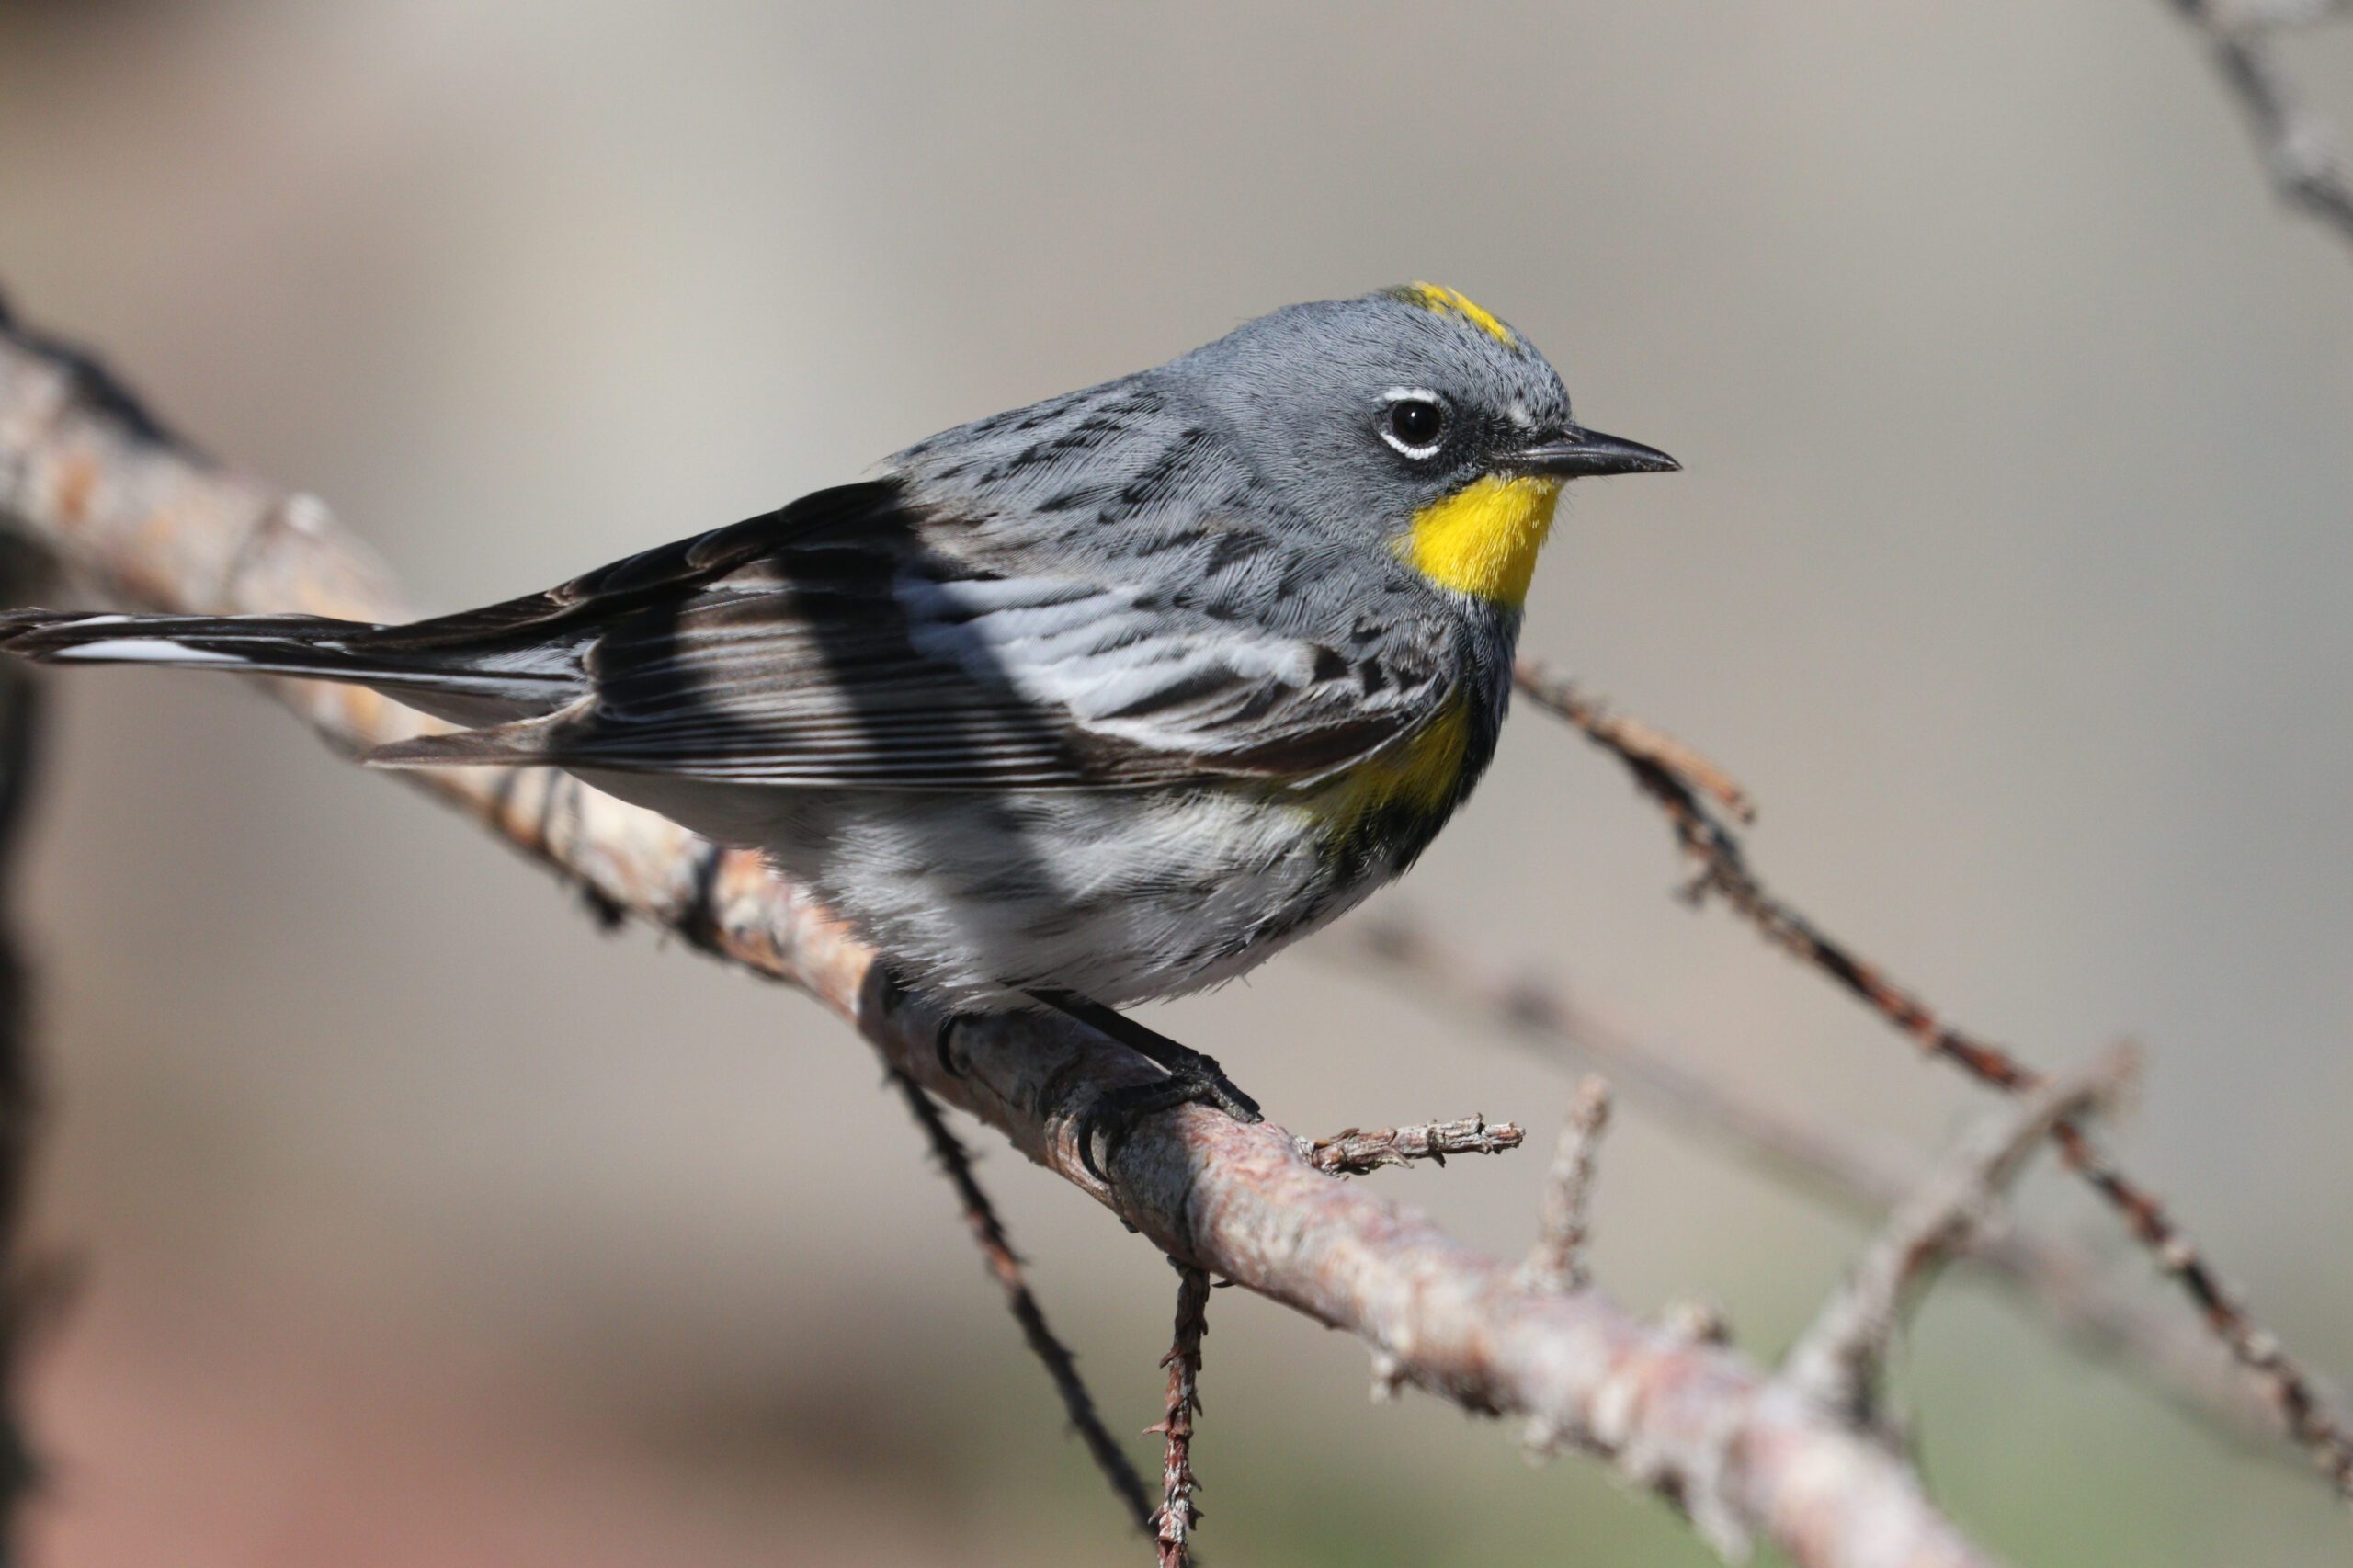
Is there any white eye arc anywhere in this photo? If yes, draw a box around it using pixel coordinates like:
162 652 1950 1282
1379 387 1450 460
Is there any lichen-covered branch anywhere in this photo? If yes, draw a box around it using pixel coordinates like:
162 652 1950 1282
0 303 2001 1567
1299 1115 1523 1176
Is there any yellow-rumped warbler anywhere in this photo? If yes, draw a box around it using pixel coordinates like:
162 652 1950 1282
2 284 1674 1136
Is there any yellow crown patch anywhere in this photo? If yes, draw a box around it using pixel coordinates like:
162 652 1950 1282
1384 282 1518 347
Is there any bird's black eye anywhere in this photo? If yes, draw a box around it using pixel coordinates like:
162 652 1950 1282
1381 393 1449 458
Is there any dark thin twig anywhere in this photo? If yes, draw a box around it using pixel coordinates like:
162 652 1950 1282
1517 657 2353 1499
2197 0 2347 23
1151 1263 1211 1568
1334 915 2292 1455
1300 1115 1523 1175
1509 673 1756 824
0 540 45 1562
1519 1076 1612 1294
2167 0 2353 256
892 1073 1155 1537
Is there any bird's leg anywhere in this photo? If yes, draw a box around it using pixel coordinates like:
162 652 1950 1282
1029 990 1264 1178
870 964 972 1081
1035 990 1262 1120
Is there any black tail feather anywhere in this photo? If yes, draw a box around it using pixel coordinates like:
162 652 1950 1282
0 608 580 718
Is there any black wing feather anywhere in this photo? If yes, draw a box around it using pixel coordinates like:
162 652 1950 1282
374 482 1449 790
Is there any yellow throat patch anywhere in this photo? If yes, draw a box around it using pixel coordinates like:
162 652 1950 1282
1386 281 1519 347
1401 474 1563 607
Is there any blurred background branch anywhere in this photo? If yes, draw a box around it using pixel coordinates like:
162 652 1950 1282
1783 1051 2137 1438
1335 916 2304 1461
2167 0 2353 252
1512 660 2353 1497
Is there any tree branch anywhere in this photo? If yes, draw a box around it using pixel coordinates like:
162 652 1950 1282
1516 659 2353 1499
1337 916 2306 1463
0 304 2006 1566
1518 1076 1611 1296
1299 1115 1523 1176
1151 1263 1211 1568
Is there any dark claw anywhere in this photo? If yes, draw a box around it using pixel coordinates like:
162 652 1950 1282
1176 1052 1261 1123
1078 1076 1190 1180
1013 988 1267 1178
1074 1050 1265 1181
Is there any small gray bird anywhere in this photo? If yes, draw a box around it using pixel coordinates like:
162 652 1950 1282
2 284 1675 1138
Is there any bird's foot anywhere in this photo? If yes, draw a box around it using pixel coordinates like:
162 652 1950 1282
1032 991 1263 1179
1077 1061 1264 1180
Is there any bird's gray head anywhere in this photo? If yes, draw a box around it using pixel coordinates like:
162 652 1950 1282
1160 284 1676 608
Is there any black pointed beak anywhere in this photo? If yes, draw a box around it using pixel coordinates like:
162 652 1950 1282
1506 426 1680 479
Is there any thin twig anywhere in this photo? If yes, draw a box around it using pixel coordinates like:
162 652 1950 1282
1508 670 1755 824
1517 657 2353 1499
2199 0 2348 26
1785 1053 2136 1433
1151 1264 1211 1568
1346 918 2296 1449
1516 657 2046 1088
1336 916 2295 1457
893 1073 1155 1537
1340 916 1922 1211
1519 1076 1612 1294
1300 1115 1523 1176
0 538 44 1554
2167 0 2353 256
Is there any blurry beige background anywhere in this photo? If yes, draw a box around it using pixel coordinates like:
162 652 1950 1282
2 1 2350 1562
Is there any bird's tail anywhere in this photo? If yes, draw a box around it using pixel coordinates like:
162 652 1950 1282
0 608 582 725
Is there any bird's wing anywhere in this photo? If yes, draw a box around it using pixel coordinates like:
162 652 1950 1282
369 480 1453 790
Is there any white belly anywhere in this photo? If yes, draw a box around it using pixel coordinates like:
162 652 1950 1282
574 770 1359 1007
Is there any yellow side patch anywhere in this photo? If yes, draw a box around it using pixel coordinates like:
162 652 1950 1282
1389 281 1518 347
1400 474 1563 607
1312 698 1472 830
